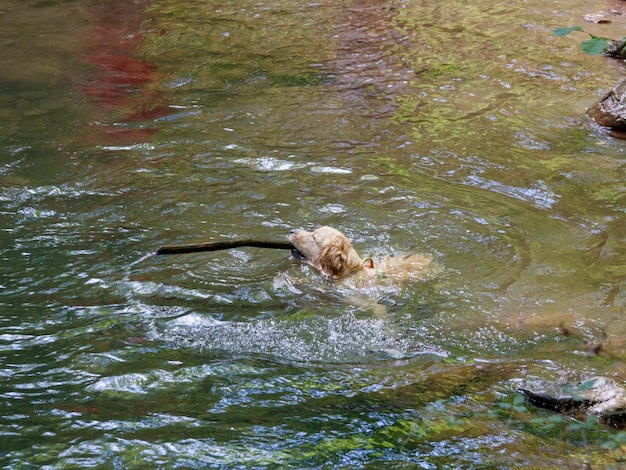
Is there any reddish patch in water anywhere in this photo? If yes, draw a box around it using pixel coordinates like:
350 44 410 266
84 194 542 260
79 0 169 147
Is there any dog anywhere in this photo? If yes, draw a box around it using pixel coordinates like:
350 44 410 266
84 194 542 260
288 226 433 287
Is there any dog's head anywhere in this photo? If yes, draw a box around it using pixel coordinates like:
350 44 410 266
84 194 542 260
289 226 363 279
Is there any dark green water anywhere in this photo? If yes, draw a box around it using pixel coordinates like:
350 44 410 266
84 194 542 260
2 0 626 467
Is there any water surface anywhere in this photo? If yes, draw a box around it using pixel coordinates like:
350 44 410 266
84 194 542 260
1 0 626 467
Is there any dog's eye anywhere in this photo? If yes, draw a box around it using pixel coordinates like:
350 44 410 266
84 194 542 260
311 235 316 241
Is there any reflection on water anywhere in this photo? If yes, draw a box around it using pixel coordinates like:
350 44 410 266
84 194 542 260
1 0 626 467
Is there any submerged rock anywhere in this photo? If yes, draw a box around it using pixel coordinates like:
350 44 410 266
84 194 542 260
588 78 626 132
606 39 626 59
518 376 626 428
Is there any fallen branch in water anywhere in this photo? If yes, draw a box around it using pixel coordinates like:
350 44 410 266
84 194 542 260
156 239 293 255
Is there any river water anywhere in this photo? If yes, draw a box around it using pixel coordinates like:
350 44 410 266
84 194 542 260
2 0 626 467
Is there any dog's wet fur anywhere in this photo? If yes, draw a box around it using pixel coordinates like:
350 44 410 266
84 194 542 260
289 226 433 286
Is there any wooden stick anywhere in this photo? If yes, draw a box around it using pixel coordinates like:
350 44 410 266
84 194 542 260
156 239 293 255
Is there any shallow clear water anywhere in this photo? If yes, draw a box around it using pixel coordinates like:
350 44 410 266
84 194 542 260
1 0 626 467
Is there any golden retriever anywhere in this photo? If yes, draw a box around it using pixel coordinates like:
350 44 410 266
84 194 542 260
289 226 433 287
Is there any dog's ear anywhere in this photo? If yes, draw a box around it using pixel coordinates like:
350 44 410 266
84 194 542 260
319 244 348 278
